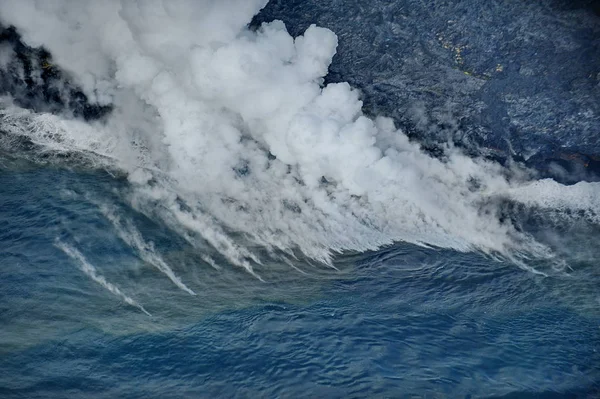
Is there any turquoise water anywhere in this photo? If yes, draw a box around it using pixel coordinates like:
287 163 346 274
1 162 598 398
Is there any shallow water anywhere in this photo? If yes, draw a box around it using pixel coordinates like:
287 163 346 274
1 164 598 398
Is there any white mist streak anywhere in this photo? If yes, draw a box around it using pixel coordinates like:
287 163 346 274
55 240 151 316
99 205 197 295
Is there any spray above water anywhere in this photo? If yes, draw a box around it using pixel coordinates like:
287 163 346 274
100 204 197 296
1 0 599 275
55 240 152 316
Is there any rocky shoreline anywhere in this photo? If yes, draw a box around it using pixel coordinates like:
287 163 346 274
1 0 598 183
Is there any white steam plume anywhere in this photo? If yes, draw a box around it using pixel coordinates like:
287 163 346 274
1 1 599 273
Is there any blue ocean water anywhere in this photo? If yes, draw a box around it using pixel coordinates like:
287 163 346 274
0 1 599 396
1 162 598 398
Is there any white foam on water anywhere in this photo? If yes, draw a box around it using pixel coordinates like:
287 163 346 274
1 1 598 273
201 255 221 271
504 179 600 224
98 204 197 295
55 240 151 316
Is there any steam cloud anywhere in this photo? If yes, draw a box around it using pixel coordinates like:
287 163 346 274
1 0 598 274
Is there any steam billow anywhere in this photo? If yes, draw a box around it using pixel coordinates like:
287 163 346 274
0 0 599 279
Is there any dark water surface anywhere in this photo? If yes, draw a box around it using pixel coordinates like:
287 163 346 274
1 165 598 398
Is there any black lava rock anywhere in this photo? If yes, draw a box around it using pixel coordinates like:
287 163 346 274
0 25 111 121
252 0 600 181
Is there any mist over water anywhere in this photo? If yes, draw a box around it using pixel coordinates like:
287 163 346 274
0 0 598 276
0 162 598 398
0 2 599 397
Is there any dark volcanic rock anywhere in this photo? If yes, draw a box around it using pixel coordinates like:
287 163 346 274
253 0 600 180
0 25 111 121
1 2 599 182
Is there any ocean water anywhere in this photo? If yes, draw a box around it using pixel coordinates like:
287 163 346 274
1 1 600 398
0 159 598 398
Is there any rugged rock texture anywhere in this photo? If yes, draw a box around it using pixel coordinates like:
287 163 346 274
0 25 110 121
253 0 600 180
1 1 599 181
